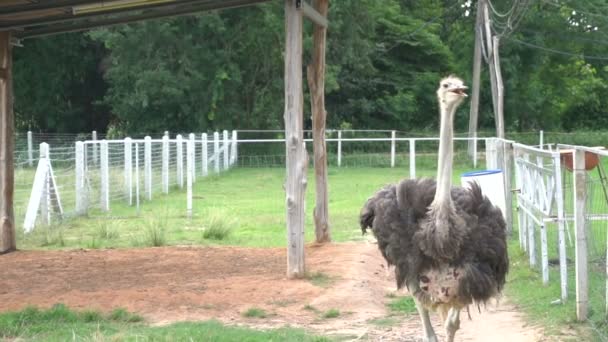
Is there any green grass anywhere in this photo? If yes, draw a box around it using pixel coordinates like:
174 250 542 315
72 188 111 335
322 309 340 319
242 307 268 319
387 296 417 315
0 305 329 341
16 165 481 250
306 272 334 288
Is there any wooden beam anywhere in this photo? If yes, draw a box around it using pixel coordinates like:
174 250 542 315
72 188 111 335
17 0 271 39
306 0 330 243
0 0 94 15
0 31 15 254
300 1 327 28
573 149 588 321
284 0 306 278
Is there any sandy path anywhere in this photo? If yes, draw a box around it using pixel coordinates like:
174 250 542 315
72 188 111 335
0 243 543 341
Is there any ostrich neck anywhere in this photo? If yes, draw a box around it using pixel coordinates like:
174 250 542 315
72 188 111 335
433 101 458 207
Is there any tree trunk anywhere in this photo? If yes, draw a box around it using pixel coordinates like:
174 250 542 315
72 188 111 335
0 31 15 254
306 0 330 244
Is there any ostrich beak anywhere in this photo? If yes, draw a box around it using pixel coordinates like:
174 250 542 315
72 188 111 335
449 85 468 97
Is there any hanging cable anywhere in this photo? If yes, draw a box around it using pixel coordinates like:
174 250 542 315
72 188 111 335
507 37 608 60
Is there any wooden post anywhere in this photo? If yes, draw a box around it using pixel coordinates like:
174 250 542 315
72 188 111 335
493 36 505 139
468 0 483 158
214 131 220 173
0 31 15 253
124 137 133 205
100 140 109 211
144 136 152 200
176 134 184 188
202 133 208 176
573 149 588 321
539 130 544 148
187 137 194 218
223 130 229 170
284 0 307 278
231 130 238 165
409 139 416 179
306 0 330 244
541 223 549 284
27 130 33 167
134 142 140 213
482 1 499 131
75 141 87 215
39 143 49 225
390 130 396 168
162 135 169 194
528 220 536 267
554 154 568 301
189 133 196 181
503 141 513 235
337 130 342 167
92 130 98 166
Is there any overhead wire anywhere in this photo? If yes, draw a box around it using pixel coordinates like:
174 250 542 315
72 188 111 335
506 37 608 60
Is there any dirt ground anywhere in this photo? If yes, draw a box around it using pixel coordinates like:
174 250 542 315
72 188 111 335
0 242 545 341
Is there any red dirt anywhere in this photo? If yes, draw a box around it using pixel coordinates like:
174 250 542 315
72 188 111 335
0 242 545 341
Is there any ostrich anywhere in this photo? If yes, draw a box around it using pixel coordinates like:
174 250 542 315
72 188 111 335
360 76 508 342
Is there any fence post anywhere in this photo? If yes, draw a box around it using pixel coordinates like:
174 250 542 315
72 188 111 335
39 143 50 225
135 142 140 213
92 130 98 166
540 223 549 284
27 131 33 167
554 154 568 301
187 137 194 218
573 148 588 321
473 136 478 168
503 141 514 235
202 133 208 177
528 220 536 267
409 139 416 179
75 141 87 215
337 130 342 167
100 140 109 211
223 130 229 170
144 136 152 200
124 137 133 205
189 133 196 182
539 130 544 149
214 131 220 173
176 134 184 188
231 130 238 165
390 130 396 168
162 135 169 194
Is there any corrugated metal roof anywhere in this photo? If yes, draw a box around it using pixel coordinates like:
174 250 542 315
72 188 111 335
0 0 272 40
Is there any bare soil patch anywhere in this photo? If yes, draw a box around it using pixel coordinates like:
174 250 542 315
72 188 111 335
0 243 544 341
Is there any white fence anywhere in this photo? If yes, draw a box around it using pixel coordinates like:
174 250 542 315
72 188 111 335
21 131 237 231
17 129 492 232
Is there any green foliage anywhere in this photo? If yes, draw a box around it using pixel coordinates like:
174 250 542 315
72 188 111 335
306 272 333 288
143 216 168 247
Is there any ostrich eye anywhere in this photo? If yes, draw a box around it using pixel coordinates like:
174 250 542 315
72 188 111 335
442 84 448 88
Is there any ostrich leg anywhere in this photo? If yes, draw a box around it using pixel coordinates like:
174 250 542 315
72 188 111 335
412 297 437 342
445 307 461 342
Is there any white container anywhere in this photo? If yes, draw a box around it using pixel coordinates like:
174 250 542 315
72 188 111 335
460 169 506 219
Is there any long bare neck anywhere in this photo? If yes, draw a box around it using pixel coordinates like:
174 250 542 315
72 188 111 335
433 100 458 207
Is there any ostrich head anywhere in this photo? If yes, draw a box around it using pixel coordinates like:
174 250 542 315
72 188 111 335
436 75 468 110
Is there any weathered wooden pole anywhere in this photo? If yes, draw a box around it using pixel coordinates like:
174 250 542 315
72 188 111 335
573 149 588 321
306 0 330 244
284 0 307 278
0 31 15 253
467 0 483 158
493 36 505 139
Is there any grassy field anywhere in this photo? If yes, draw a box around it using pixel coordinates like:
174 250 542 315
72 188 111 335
8 161 607 340
0 304 329 342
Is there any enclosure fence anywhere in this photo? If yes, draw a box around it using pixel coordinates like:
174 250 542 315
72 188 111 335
18 131 237 232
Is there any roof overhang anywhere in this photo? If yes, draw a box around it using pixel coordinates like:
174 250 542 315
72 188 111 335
0 0 273 40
